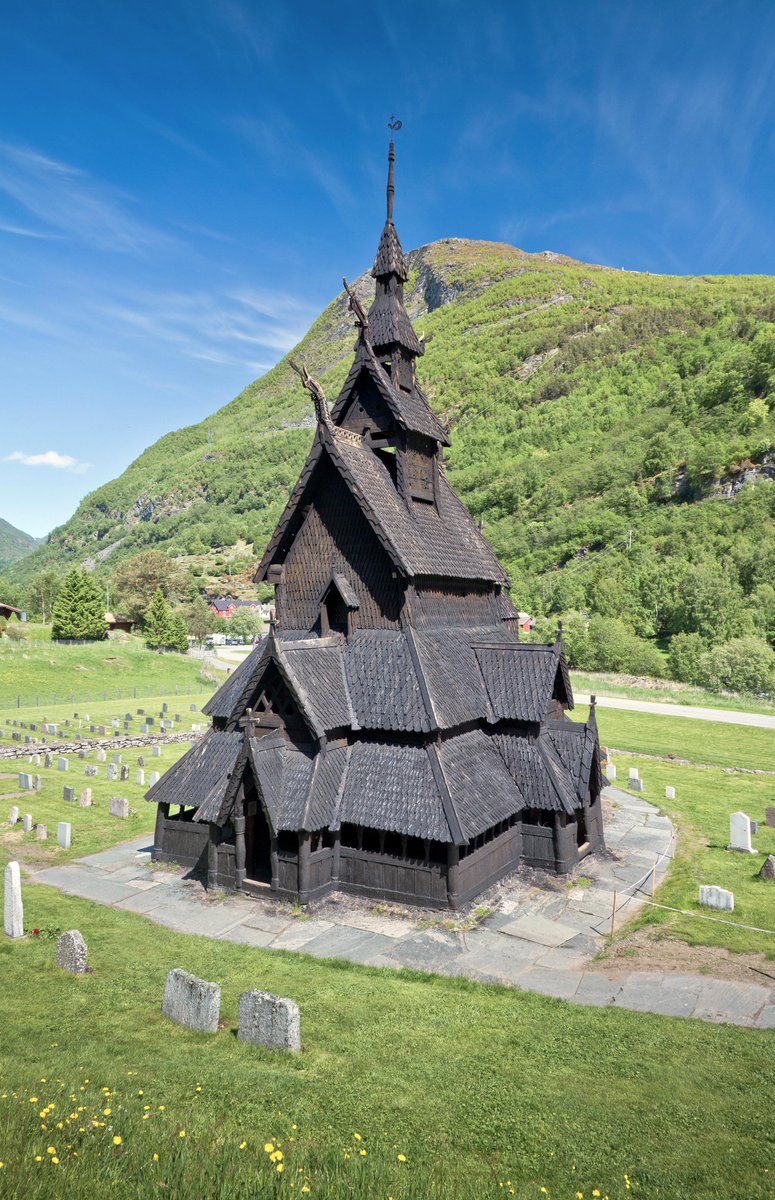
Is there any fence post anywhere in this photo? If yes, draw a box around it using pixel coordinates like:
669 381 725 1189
16 696 20 709
610 891 619 940
651 863 657 896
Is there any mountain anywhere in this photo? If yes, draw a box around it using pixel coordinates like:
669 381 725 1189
0 518 42 570
11 238 775 646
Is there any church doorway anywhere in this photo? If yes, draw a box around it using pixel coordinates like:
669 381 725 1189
243 772 272 884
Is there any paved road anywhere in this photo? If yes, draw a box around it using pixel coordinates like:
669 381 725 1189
576 693 775 730
27 788 775 1029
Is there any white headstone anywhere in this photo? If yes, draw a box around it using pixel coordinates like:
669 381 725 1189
607 763 617 780
149 771 160 786
152 745 161 758
4 861 23 938
8 806 19 825
628 767 639 782
136 769 145 786
57 822 72 850
96 749 107 763
22 814 33 832
665 786 676 800
109 796 130 819
57 757 69 771
729 811 755 853
699 885 734 911
36 824 48 841
107 763 118 781
80 788 92 806
162 969 220 1033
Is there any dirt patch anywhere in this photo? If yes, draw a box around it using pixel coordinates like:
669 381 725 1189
591 927 775 985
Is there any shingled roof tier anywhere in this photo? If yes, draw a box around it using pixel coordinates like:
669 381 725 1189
331 344 448 444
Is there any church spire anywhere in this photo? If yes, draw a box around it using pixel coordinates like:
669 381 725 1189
387 138 395 222
370 135 424 359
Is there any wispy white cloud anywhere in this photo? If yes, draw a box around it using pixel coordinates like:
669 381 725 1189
0 218 62 239
0 141 175 254
3 449 92 474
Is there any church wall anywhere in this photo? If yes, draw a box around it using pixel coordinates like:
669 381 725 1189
453 823 522 908
276 466 403 631
411 580 504 627
337 845 449 906
338 372 395 437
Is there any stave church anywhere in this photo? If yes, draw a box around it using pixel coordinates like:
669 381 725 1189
147 141 606 908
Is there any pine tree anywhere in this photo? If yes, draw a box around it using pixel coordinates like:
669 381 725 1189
145 587 172 649
51 568 106 641
168 612 190 653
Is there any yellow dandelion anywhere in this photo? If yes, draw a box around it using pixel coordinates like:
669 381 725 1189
359 1148 367 1157
51 1157 60 1165
593 1192 601 1198
153 1153 159 1162
0 1162 4 1169
276 1162 284 1174
47 1146 56 1155
30 1097 38 1104
35 1156 43 1162
103 1108 112 1116
354 1132 362 1141
143 1114 151 1120
158 1105 166 1112
178 1130 186 1138
195 1086 202 1093
577 1193 584 1199
138 1090 144 1096
40 1078 46 1083
113 1136 122 1146
264 1143 274 1153
301 1187 310 1195
239 1141 247 1150
143 1105 150 1111
398 1153 408 1162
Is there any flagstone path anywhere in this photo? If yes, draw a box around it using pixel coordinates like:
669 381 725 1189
28 787 775 1030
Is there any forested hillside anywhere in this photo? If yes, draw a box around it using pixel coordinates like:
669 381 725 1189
8 238 775 684
0 518 40 570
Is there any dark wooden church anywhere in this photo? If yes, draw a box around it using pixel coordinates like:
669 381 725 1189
147 142 605 908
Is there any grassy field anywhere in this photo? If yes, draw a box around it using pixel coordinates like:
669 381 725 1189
1 882 773 1200
571 671 775 715
1 694 209 744
0 630 220 710
591 706 775 772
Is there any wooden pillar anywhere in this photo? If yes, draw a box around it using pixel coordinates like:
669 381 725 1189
447 843 460 909
270 836 279 891
332 830 341 882
234 813 246 891
207 823 219 890
298 830 311 904
153 802 169 860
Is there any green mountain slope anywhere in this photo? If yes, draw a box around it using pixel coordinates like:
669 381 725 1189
13 238 775 645
0 518 41 570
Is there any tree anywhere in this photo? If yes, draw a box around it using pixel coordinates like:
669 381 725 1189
186 596 217 644
697 637 775 696
668 632 708 685
168 612 190 653
144 587 172 650
113 551 191 624
26 569 62 624
51 568 106 641
228 608 263 643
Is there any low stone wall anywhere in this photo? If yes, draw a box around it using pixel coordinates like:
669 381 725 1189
0 730 200 762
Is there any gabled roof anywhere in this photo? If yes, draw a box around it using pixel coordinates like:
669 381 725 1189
473 642 573 722
321 572 359 610
494 731 580 815
372 220 409 280
203 637 270 720
145 729 243 820
248 733 316 833
330 342 448 444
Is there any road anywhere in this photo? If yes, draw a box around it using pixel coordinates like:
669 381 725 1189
575 692 775 730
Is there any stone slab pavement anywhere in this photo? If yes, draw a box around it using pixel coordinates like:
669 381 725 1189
25 788 775 1030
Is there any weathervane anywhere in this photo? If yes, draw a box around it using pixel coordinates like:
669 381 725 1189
388 115 402 131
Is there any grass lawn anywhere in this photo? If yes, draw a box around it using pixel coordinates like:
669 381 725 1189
606 753 775 958
571 671 775 716
0 631 221 710
1 694 210 745
589 705 775 772
0 882 772 1200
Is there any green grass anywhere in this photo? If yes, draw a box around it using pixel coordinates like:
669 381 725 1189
0 883 772 1200
1 693 209 741
571 671 775 715
0 632 220 710
590 705 775 772
607 753 775 958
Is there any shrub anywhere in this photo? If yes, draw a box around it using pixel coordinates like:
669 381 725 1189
696 636 775 696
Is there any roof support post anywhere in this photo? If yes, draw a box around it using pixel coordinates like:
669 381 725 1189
234 812 246 891
447 843 461 909
553 811 576 874
207 823 219 890
153 802 169 862
298 829 311 905
331 828 341 883
270 835 279 891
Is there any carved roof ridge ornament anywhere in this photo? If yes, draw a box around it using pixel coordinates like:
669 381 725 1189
290 358 331 429
343 276 370 345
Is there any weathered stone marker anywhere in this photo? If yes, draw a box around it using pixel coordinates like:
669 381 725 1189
136 769 145 786
766 807 775 828
628 767 639 782
18 772 33 790
63 786 75 803
759 855 775 881
57 822 72 850
729 811 755 853
22 814 33 833
80 788 92 806
57 757 69 771
162 969 220 1033
238 990 301 1052
4 861 23 938
36 824 48 841
630 778 644 793
149 771 160 786
120 765 130 782
8 806 19 825
107 763 118 782
699 885 734 911
96 749 107 763
57 929 87 973
85 764 98 777
109 796 130 819
606 763 617 780
152 745 161 758
665 786 676 800
112 752 122 764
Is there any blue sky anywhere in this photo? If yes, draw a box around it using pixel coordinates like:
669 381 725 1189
2 0 775 538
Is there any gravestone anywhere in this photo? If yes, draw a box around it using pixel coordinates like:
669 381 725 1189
57 822 72 850
162 969 220 1033
57 929 87 973
152 746 161 758
141 724 149 734
729 811 755 853
137 708 145 715
125 713 133 722
98 726 107 736
767 807 775 828
137 755 145 767
44 753 53 768
57 757 68 772
112 753 122 764
665 786 676 800
96 750 107 763
4 861 23 939
109 796 130 819
751 820 759 836
699 885 734 911
630 778 644 793
22 814 33 833
18 772 32 790
32 753 40 766
162 703 168 712
120 765 130 782
80 788 92 807
107 763 118 782
238 989 301 1052
85 764 98 778
36 824 48 841
149 771 160 786
63 786 75 803
628 767 639 782
8 806 19 825
78 750 87 759
758 854 775 881
175 714 181 723
136 769 145 786
34 776 41 792
190 704 198 711
606 763 617 780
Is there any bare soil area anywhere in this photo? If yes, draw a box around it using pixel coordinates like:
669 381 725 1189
593 926 775 985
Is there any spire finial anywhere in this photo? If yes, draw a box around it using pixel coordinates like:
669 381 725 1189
386 117 402 222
